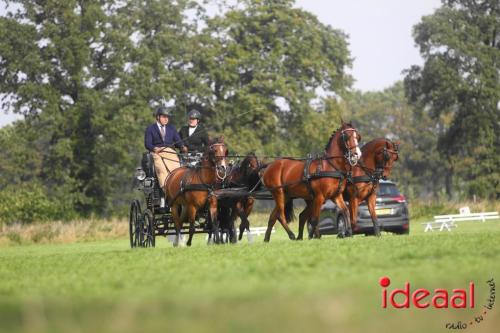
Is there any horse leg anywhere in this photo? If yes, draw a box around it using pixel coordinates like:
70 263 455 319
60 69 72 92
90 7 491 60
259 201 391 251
308 196 324 239
297 201 311 240
227 204 237 244
264 206 279 242
349 196 359 234
334 195 352 238
275 192 296 240
236 198 250 240
244 196 254 231
224 200 237 244
366 193 381 236
208 195 220 244
171 202 182 247
237 202 246 241
266 188 295 240
186 204 197 247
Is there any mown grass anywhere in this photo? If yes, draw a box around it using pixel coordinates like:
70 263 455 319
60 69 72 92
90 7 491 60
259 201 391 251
2 199 498 246
0 218 499 333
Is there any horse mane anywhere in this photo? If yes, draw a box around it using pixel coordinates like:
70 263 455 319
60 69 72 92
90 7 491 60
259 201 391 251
361 138 398 153
209 136 225 145
361 138 386 152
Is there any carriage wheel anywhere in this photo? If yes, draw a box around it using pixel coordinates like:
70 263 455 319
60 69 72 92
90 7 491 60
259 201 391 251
142 209 156 248
129 200 142 248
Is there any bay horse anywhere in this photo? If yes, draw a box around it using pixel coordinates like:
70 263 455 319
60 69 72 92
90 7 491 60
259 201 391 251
262 122 362 242
164 137 229 246
344 138 400 236
217 152 262 243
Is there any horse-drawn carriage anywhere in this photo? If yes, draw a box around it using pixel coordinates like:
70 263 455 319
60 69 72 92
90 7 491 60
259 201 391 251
129 142 259 248
129 151 210 248
129 123 400 248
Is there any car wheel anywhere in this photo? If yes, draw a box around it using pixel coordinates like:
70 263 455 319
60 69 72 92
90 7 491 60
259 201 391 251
337 215 346 235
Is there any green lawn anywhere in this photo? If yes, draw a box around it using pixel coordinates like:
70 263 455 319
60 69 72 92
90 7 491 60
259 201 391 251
1 220 499 333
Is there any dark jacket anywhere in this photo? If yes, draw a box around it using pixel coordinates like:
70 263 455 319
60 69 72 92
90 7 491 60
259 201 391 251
144 123 183 152
178 124 210 153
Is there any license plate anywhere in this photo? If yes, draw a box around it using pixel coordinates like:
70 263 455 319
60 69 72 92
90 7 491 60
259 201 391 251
376 208 392 215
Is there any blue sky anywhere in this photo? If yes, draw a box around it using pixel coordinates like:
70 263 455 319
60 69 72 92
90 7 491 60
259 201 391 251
0 0 442 126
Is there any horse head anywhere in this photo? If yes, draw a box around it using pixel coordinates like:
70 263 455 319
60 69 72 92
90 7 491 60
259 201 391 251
364 138 400 179
240 152 260 176
377 139 399 179
326 122 362 166
206 136 229 181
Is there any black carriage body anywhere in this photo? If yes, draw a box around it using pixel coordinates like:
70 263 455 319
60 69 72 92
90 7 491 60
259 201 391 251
129 152 211 248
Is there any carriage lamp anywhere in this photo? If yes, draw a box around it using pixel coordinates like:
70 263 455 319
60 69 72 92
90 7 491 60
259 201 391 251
135 168 146 181
143 178 153 188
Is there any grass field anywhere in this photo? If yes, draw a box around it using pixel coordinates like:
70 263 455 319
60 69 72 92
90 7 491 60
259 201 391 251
1 217 499 333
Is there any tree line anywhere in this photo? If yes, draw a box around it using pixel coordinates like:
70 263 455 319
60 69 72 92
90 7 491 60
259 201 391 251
0 0 498 223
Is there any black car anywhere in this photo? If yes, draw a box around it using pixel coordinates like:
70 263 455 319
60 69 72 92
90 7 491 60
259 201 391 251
314 180 410 236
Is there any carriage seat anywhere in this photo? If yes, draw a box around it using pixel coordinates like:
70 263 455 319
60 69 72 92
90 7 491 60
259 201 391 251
141 152 155 178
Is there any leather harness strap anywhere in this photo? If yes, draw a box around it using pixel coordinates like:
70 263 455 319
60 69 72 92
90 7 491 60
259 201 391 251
302 157 346 200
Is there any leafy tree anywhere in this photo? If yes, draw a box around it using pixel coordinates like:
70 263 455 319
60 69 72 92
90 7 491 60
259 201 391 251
0 0 202 216
191 0 352 155
0 0 134 215
404 0 500 199
344 82 447 199
0 0 354 218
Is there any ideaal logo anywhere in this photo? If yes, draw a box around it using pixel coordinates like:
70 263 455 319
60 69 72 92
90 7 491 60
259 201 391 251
379 277 496 330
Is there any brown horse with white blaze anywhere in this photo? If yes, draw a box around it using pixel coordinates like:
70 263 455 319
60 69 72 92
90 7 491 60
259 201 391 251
262 122 362 242
345 138 400 236
164 137 229 246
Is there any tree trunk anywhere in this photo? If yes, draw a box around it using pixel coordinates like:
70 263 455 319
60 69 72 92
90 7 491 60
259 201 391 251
445 167 453 200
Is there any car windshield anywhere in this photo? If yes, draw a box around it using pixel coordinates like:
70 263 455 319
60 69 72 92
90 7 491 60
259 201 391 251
377 183 400 196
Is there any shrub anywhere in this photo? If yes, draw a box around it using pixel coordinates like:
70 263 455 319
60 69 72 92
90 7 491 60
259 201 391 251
0 183 77 224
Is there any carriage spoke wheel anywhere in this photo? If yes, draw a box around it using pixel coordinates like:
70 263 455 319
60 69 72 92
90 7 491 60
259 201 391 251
142 209 156 248
129 200 142 248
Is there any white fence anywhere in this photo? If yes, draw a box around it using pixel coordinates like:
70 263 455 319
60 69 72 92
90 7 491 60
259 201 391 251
422 211 499 232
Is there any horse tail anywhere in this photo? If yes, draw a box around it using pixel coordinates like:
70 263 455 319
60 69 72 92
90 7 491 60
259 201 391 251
285 199 295 222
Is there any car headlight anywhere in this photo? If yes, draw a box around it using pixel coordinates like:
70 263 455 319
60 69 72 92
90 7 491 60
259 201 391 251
135 168 146 181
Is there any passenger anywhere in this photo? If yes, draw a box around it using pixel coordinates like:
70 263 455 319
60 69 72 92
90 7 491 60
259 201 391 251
178 109 210 153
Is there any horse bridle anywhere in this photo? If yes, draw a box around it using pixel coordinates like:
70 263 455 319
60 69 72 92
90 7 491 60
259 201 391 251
341 128 361 166
375 141 399 179
209 143 229 181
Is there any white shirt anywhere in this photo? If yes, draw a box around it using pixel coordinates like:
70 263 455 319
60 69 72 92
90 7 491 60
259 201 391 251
188 126 197 136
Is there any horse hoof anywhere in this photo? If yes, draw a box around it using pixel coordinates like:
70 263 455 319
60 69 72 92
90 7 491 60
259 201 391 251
289 233 296 240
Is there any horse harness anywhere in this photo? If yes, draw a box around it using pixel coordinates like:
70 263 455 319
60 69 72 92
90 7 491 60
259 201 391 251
348 143 399 199
302 155 348 200
167 165 217 207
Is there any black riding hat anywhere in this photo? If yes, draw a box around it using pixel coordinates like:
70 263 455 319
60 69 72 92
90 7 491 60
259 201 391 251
187 109 201 120
155 106 172 117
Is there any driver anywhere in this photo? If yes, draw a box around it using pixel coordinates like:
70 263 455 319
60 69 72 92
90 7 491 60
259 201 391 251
144 106 188 188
